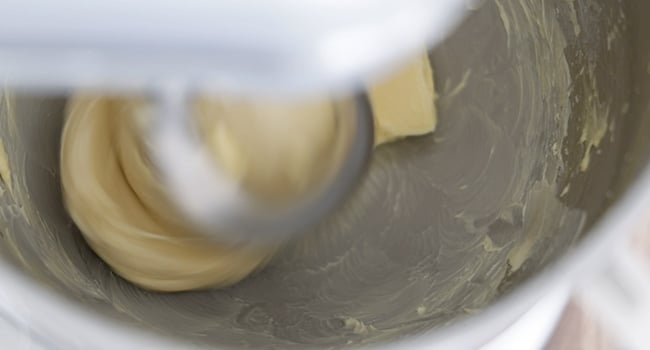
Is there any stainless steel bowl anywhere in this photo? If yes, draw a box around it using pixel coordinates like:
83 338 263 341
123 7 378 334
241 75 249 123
0 0 649 348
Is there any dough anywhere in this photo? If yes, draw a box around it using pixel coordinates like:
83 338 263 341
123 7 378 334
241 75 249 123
60 54 437 292
61 97 277 292
194 97 350 202
369 53 437 145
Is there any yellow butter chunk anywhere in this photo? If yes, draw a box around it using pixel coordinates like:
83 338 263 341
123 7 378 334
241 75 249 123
369 53 437 146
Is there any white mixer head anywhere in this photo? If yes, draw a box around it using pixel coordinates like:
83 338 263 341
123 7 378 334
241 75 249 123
0 0 468 94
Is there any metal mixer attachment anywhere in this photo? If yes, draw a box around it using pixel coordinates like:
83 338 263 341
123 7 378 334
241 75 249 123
150 84 373 244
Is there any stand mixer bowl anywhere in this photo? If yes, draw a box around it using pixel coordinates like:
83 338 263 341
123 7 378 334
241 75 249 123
0 0 649 348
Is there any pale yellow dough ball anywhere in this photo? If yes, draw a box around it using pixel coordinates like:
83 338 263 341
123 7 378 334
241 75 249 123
60 53 436 292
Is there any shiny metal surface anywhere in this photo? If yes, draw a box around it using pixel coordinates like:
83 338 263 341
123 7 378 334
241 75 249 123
0 0 648 349
149 93 373 244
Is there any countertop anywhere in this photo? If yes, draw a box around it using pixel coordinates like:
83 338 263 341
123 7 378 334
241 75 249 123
545 218 650 349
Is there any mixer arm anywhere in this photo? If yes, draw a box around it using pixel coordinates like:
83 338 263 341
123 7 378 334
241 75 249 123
0 0 467 95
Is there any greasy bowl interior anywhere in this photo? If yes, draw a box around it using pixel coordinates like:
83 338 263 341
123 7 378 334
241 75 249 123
1 0 650 348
